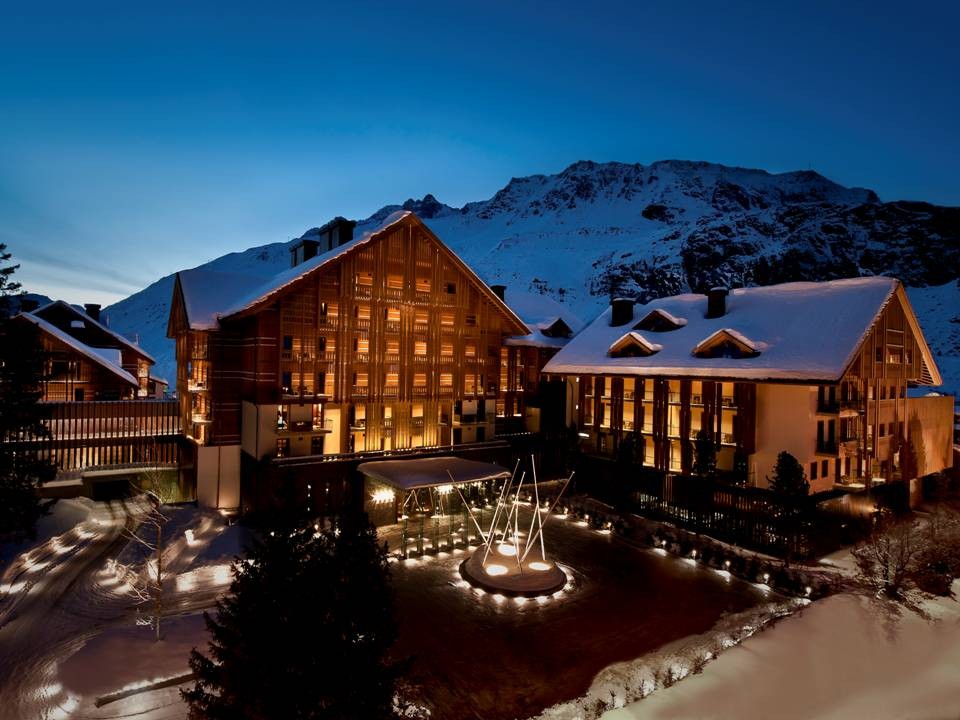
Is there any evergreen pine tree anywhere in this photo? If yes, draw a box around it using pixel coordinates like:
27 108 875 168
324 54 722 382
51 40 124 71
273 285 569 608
768 451 809 496
692 430 717 479
0 245 56 544
182 512 400 719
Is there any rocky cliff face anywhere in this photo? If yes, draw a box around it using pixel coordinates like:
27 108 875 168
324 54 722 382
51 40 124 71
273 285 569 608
103 160 960 393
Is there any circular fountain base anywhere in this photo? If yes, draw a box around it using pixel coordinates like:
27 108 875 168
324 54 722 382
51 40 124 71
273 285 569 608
459 548 567 598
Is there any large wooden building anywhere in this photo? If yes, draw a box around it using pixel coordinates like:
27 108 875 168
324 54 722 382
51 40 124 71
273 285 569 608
543 278 954 496
168 212 529 509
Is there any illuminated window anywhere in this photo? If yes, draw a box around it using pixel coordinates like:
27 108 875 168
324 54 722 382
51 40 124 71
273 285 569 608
441 342 453 357
416 277 430 293
465 343 476 357
385 306 401 322
385 372 399 387
440 373 453 387
412 403 424 418
356 272 373 287
386 339 400 354
355 304 371 320
354 372 368 387
387 275 403 290
414 373 427 387
414 340 427 356
440 312 455 326
415 310 428 325
354 337 369 354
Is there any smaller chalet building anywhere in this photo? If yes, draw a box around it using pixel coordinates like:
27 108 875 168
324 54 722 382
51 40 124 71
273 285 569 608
10 301 179 489
167 212 530 510
494 287 583 433
543 278 954 495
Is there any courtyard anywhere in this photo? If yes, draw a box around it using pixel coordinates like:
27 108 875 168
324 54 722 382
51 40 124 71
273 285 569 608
385 504 771 719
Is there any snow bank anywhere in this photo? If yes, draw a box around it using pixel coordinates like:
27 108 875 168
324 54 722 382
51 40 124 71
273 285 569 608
59 612 206 699
602 585 960 720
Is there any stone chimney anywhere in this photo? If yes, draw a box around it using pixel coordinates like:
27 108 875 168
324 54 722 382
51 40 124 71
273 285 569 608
84 303 102 322
610 297 635 327
706 287 729 319
490 284 506 301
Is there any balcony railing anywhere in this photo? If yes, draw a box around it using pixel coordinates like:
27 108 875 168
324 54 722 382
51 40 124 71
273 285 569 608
816 441 838 454
278 419 333 434
191 413 212 424
720 396 736 407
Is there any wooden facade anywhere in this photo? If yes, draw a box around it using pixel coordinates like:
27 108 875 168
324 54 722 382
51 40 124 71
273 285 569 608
554 285 949 492
168 213 529 504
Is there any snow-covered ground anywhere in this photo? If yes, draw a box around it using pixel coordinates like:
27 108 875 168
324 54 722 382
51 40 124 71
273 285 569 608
0 501 248 720
601 584 960 720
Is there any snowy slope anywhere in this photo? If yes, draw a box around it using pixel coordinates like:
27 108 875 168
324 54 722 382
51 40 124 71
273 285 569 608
102 160 960 395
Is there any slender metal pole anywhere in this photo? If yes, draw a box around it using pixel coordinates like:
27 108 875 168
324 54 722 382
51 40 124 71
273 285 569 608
520 472 575 563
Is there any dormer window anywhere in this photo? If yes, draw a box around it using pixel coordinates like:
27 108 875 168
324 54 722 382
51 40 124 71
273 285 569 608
608 332 663 358
693 329 760 359
633 308 687 333
541 318 573 339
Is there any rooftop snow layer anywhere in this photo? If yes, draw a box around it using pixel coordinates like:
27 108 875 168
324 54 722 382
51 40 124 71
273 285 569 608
501 290 583 349
543 277 900 381
33 300 156 363
177 268 271 330
18 313 139 387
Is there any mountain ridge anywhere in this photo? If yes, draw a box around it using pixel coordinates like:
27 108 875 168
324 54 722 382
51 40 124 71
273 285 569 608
99 159 960 394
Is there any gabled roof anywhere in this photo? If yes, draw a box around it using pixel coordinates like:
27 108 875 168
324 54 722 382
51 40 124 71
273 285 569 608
634 308 687 332
16 313 139 388
543 277 942 383
32 300 155 363
173 211 528 336
692 328 761 357
608 331 663 357
501 290 583 349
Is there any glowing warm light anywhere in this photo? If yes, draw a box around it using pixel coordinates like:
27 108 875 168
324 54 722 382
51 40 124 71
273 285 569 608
805 586 812 596
514 596 527 605
762 572 770 583
213 564 233 585
0 581 26 595
185 529 197 546
435 484 453 495
529 561 551 571
492 593 506 604
497 544 517 557
485 564 509 576
371 488 396 504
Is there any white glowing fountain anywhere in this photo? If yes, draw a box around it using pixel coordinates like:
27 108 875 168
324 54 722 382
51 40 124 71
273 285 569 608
457 456 572 598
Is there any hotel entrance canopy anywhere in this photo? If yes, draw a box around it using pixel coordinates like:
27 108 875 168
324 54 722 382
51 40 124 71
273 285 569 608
357 456 510 491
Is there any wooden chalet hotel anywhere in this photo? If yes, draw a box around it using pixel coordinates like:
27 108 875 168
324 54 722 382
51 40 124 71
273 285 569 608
12 300 179 496
542 278 954 500
168 211 532 510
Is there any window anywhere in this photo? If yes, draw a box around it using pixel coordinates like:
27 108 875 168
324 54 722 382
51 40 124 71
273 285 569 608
385 306 401 322
387 274 403 290
282 372 292 393
282 336 293 351
310 436 324 455
879 424 886 437
316 336 326 352
414 373 427 387
412 403 424 418
354 372 368 387
441 342 453 357
821 460 829 478
811 463 818 480
465 343 476 357
416 278 430 293
445 282 456 294
276 438 289 458
440 312 455 327
317 372 326 394
386 339 400 355
385 372 399 387
466 314 477 326
355 272 373 287
888 346 903 364
414 340 427 356
875 347 883 363
354 337 369 354
440 373 453 387
74 388 84 402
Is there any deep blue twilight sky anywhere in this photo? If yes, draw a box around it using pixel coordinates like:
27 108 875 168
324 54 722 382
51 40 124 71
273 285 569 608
2 1 958 305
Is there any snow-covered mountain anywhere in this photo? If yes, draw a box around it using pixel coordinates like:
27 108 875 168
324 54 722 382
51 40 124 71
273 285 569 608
102 160 960 395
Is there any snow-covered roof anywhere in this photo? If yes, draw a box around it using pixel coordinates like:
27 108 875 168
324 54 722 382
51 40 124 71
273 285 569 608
692 328 762 356
32 300 155 363
177 268 268 331
609 331 663 357
357 456 511 490
17 313 139 388
634 308 687 330
543 277 911 382
501 290 583 349
177 211 528 335
149 375 169 386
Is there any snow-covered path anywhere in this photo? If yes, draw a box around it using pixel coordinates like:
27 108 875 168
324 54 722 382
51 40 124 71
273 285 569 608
0 502 239 720
0 500 138 719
